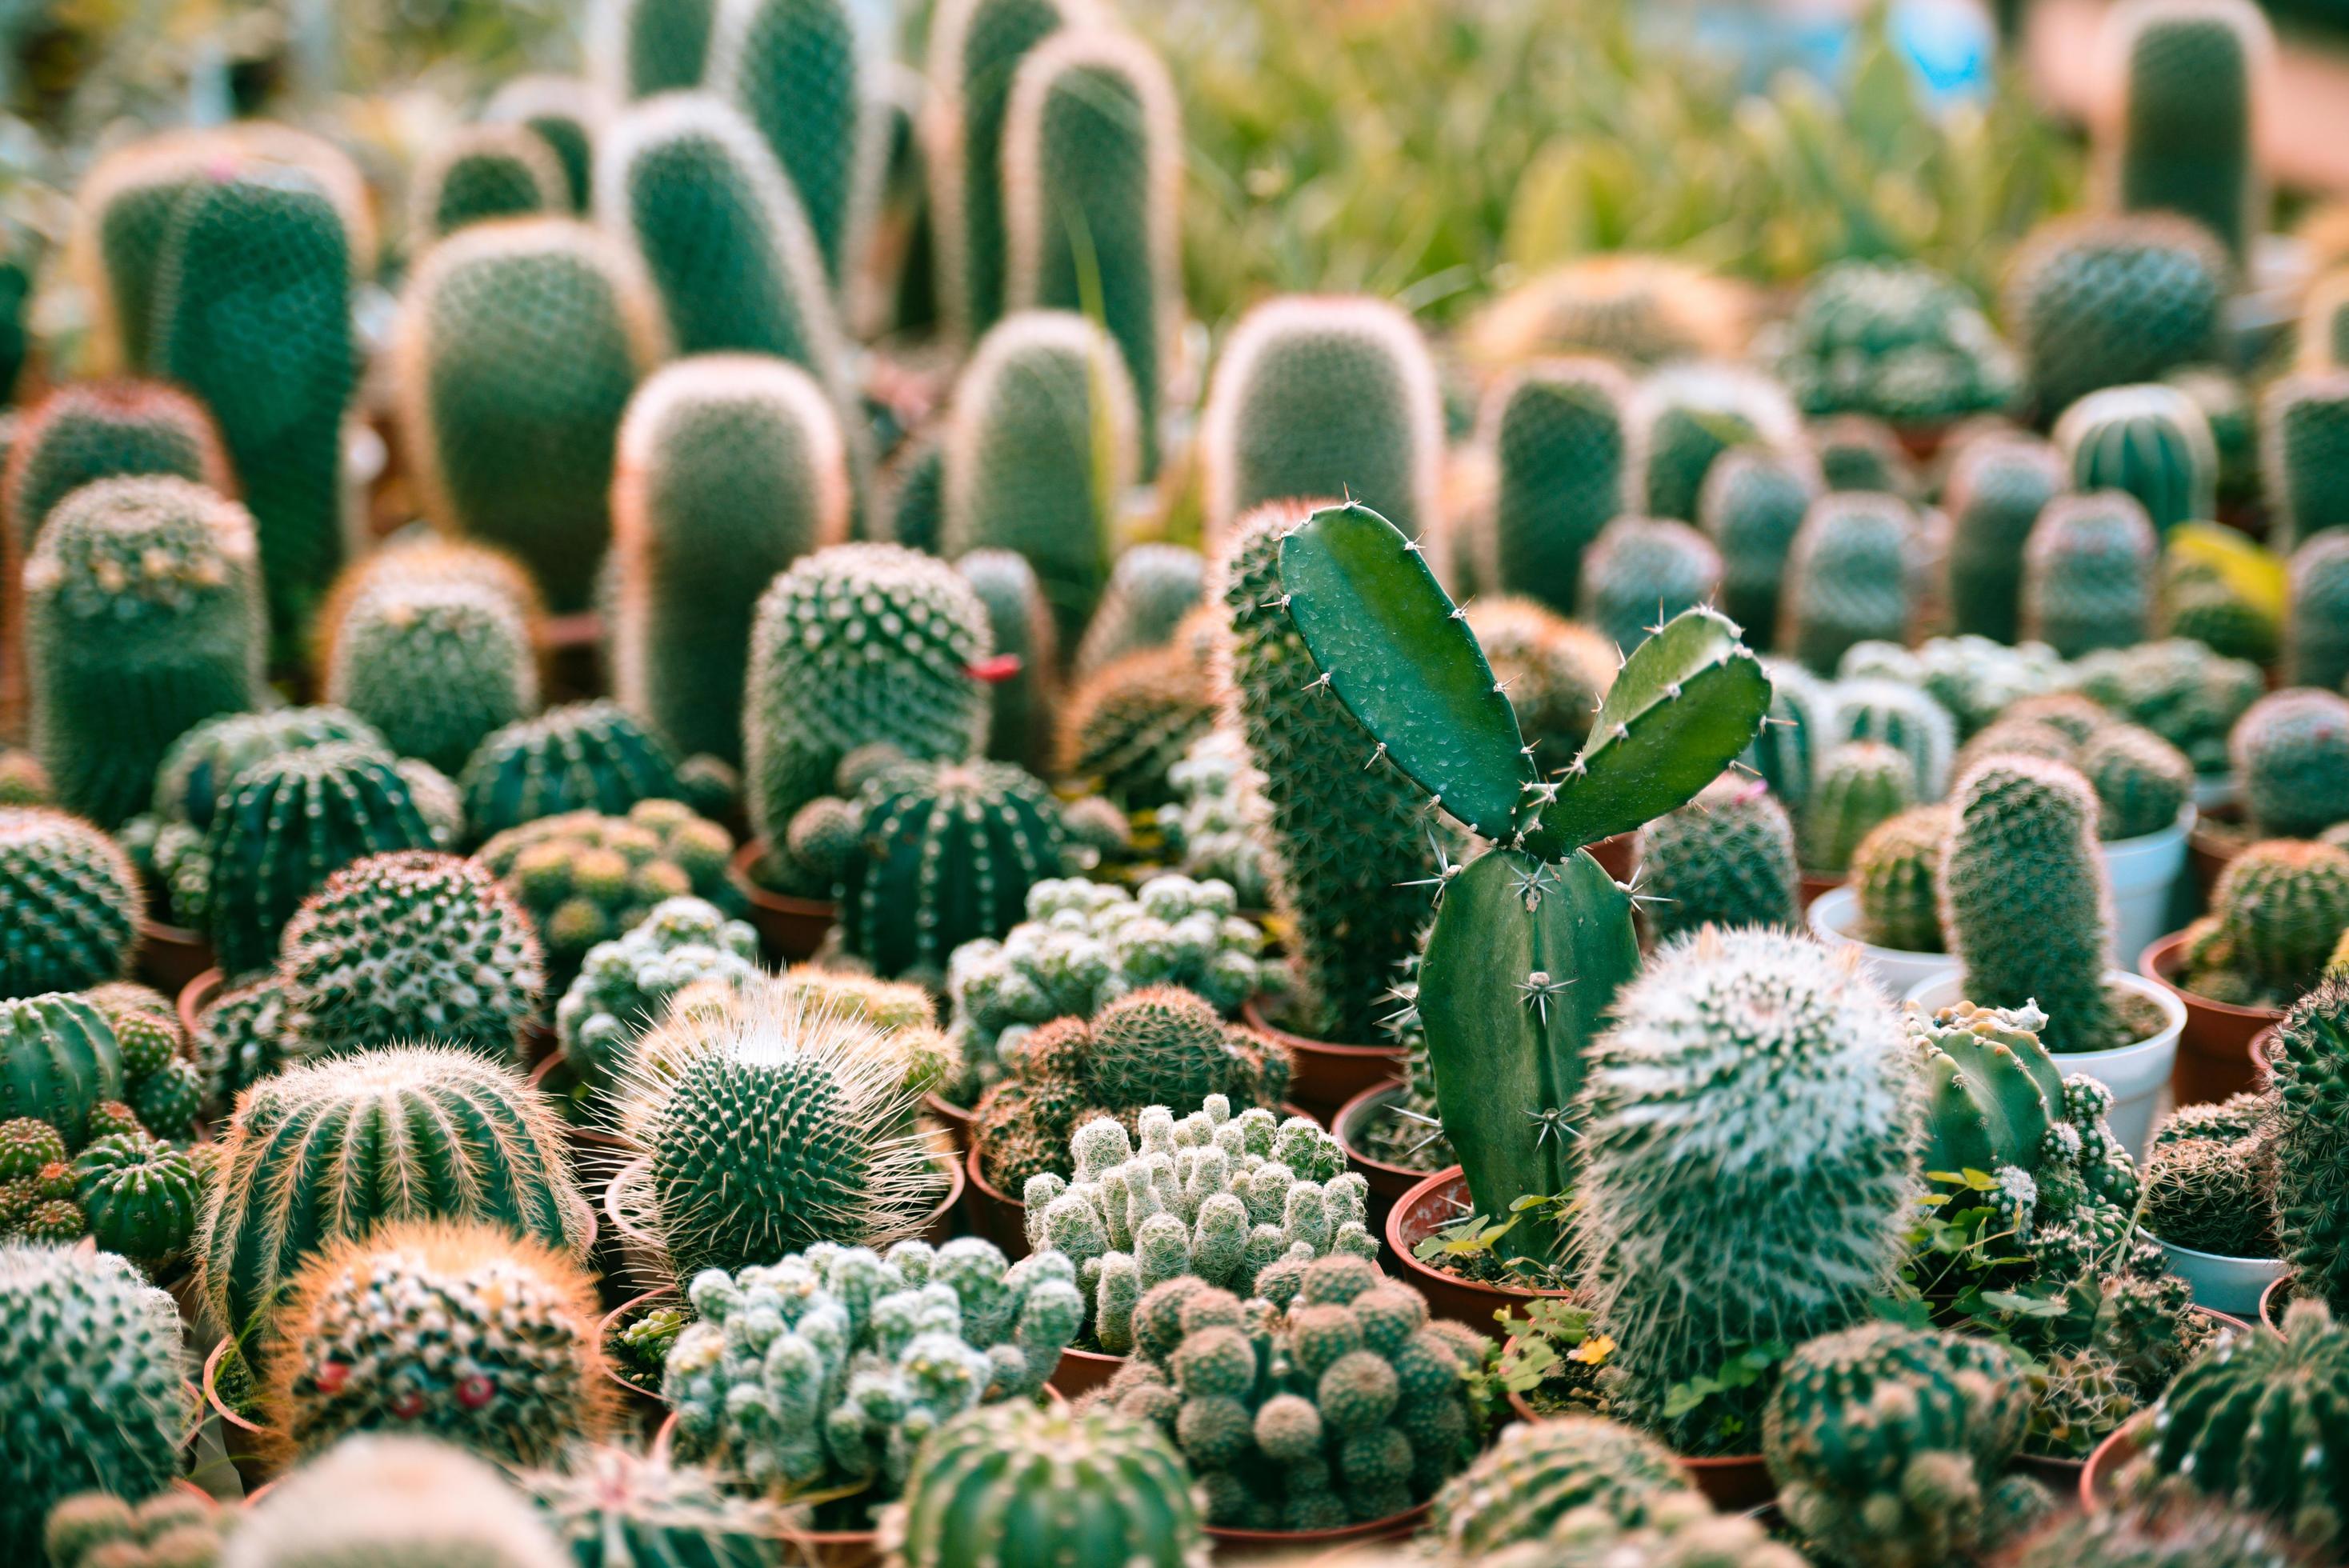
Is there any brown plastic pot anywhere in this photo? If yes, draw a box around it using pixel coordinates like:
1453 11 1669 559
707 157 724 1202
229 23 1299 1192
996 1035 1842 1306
1333 1079 1440 1250
597 1290 678 1432
138 916 214 995
962 1142 1030 1260
1586 833 1635 881
1047 1345 1124 1399
1239 998 1403 1120
923 1090 975 1160
727 840 837 962
201 1338 277 1493
1678 1451 1774 1513
176 967 224 1042
1206 1502 1429 1562
1384 1167 1573 1330
2139 930 2281 1106
2187 804 2246 903
537 610 606 704
2261 1272 2292 1333
1797 871 1846 910
2079 1420 2143 1514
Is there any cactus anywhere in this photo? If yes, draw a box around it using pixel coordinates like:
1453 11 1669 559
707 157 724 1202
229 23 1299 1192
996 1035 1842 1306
1481 359 1633 617
1745 659 1832 811
743 542 990 844
1762 1322 2045 1568
0 808 138 999
1059 644 1215 810
1163 732 1277 910
1101 1254 1491 1528
2099 0 2271 264
1199 296 1443 542
2080 723 2194 839
43 1488 228 1568
956 548 1058 774
1811 414 1917 498
25 476 265 829
1803 741 1917 880
392 217 667 611
884 1402 1205 1568
269 1218 609 1466
148 706 385 837
2022 492 2159 659
2054 383 2218 536
521 1445 790 1568
0 994 123 1150
1426 1412 1699 1557
2233 688 2349 839
460 701 685 843
2143 1114 2274 1257
1 380 228 550
2071 638 2263 776
1852 806 1950 953
70 1131 201 1262
1943 430 2068 644
2003 1502 2330 1568
0 1243 184 1559
943 310 1139 650
478 800 738 984
1076 543 1204 679
1779 492 1913 675
1699 446 1819 650
278 850 544 1063
1631 362 1801 524
1463 254 1749 368
1832 678 1957 799
1472 599 1619 778
408 124 566 242
192 972 290 1117
662 1237 1081 1513
1768 258 2021 423
1002 26 1181 473
227 1433 572 1566
198 1045 591 1339
1576 516 1723 655
482 76 600 209
554 894 761 1087
596 0 719 98
320 553 541 778
1634 774 1799 941
2003 214 2227 418
2287 532 2349 693
2175 840 2349 1009
2271 979 2349 1313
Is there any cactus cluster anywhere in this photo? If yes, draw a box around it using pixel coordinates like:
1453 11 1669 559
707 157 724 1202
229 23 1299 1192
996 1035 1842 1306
2231 688 2349 841
478 798 738 983
2270 979 2349 1313
1026 1099 1378 1349
2143 1096 2275 1258
1426 1415 1701 1558
1162 730 1278 909
1635 774 1800 940
2069 637 2263 775
1767 258 2021 423
2174 840 2349 1009
554 894 761 1087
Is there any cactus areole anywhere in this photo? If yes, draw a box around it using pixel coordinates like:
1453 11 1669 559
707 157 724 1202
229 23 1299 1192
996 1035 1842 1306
1279 502 1770 1259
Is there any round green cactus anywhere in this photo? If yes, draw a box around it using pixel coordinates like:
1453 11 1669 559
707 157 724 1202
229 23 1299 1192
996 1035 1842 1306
1699 446 1818 651
1576 516 1722 655
322 553 540 778
478 798 739 984
1779 492 1913 676
149 704 382 832
70 1131 199 1262
1851 804 1949 954
1075 542 1204 679
1803 741 1917 877
554 894 759 1086
519 1444 790 1568
2143 1112 2273 1258
2271 979 2349 1314
1427 1415 1699 1557
2178 840 2349 1010
2002 214 2227 418
0 378 228 550
0 994 122 1150
1059 644 1215 810
1943 430 2068 645
1484 358 1635 617
2054 382 2218 536
0 808 139 999
408 122 566 242
1634 774 1799 941
2287 531 2349 694
2232 688 2349 840
461 701 685 844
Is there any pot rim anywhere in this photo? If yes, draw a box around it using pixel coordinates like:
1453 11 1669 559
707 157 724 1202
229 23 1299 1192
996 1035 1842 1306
2137 930 2290 1024
726 838 838 917
1383 1166 1575 1306
1239 995 1405 1062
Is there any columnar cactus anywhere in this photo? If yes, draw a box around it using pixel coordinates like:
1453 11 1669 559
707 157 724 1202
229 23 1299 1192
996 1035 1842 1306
1633 774 1799 941
0 380 228 549
482 75 600 208
2231 688 2349 839
662 1237 1082 1509
1851 806 1950 953
1199 296 1443 543
0 1244 185 1559
1699 446 1819 650
2097 0 2272 264
1833 678 1957 799
1943 430 2067 643
961 550 1059 774
1002 26 1181 473
0 809 138 998
392 217 667 611
2271 979 2349 1312
1811 414 1917 498
1631 362 1802 524
1479 359 1633 617
610 354 848 766
1768 258 2022 424
743 542 990 843
1076 543 1204 678
2287 532 2349 692
885 1402 1207 1568
1426 1415 1699 1557
406 124 566 242
2263 372 2349 551
943 310 1140 650
460 701 684 842
199 1045 592 1339
1777 492 1912 676
2022 492 2159 658
594 0 718 98
278 850 545 1063
1575 929 1916 1449
25 476 265 828
269 1218 610 1466
1802 742 1917 877
1763 1322 2045 1568
2055 382 2219 536
520 1446 790 1568
226 1433 572 1566
1576 516 1723 655
2003 214 2228 418
478 799 738 982
2175 840 2349 1008
554 894 761 1086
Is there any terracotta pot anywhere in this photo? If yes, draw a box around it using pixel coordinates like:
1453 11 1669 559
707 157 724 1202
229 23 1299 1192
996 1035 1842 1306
201 1338 277 1493
2139 930 2281 1107
2251 1024 2279 1082
138 916 214 995
1679 1451 1774 1513
2261 1272 2292 1332
1047 1345 1124 1399
1239 997 1403 1120
177 968 225 1042
1891 421 1955 463
962 1142 1030 1260
537 610 606 704
2079 1420 2143 1513
2011 1452 2084 1493
1585 833 1635 882
1206 1502 1429 1562
1384 1168 1572 1330
2187 803 2246 903
608 1151 964 1289
597 1290 678 1432
923 1090 975 1160
1333 1081 1435 1246
1796 870 1845 911
727 840 837 962
650 1414 882 1565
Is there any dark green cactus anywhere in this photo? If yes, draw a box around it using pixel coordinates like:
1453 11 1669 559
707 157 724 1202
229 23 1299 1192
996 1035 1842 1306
2231 688 2349 839
2263 371 2349 553
460 701 685 844
1075 542 1203 678
707 0 878 290
2287 531 2349 693
598 0 718 98
322 549 540 778
1769 258 2021 423
958 548 1059 774
1943 430 2067 644
1699 446 1818 650
1802 741 1917 877
0 808 139 998
2023 492 2158 658
1631 362 1800 523
0 379 227 550
2054 382 2218 536
2271 978 2349 1313
1634 774 1799 941
522 1445 791 1568
1851 804 1948 953
482 75 599 208
2003 214 2227 419
0 995 121 1150
407 123 566 242
70 1131 201 1262
1576 515 1722 656
1779 492 1913 675
1426 1415 1698 1557
2177 839 2349 1009
2103 0 2270 263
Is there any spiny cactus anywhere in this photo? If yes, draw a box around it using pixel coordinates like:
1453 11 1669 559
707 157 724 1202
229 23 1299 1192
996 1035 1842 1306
1199 295 1443 543
2287 532 2349 693
1 380 228 551
1002 26 1180 473
958 549 1059 774
1803 740 1917 880
1479 361 1631 618
1779 491 1913 676
1576 515 1723 656
2002 1502 2330 1568
2233 688 2349 839
269 1218 610 1466
2071 637 2263 776
1481 1493 1807 1567
1851 806 1950 953
2143 1106 2274 1257
1575 928 1916 1450
191 972 289 1116
1631 362 1802 524
554 894 760 1087
943 310 1139 650
319 550 541 778
1811 414 1918 498
2054 382 2219 537
478 799 738 983
226 1432 571 1566
595 0 719 98
0 991 122 1154
482 75 600 209
0 808 138 998
392 217 667 611
1746 658 1832 810
70 1131 201 1262
520 1445 791 1568
2264 374 2349 554
2080 722 2194 840
1767 258 2021 424
1427 1413 1699 1557
1634 774 1799 941
2022 491 2159 658
1763 1322 2046 1568
25 476 264 829
663 1237 1080 1512
2271 980 2349 1313
1076 543 1204 679
1833 678 1957 800
1058 643 1215 810
42 1488 229 1568
461 701 684 843
1472 598 1619 777
1943 430 2067 644
2098 0 2272 264
408 123 567 242
2175 840 2349 1009
0 1244 184 1559
2003 214 2227 418
1699 446 1818 650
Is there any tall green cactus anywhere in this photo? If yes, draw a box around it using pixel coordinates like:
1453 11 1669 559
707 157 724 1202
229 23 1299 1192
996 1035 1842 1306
595 0 720 98
958 548 1058 774
25 476 266 828
2262 371 2349 551
2287 531 2349 693
1779 492 1913 675
1199 294 1443 543
1075 542 1203 678
2099 0 2271 264
1699 446 1817 652
2271 979 2349 1314
406 124 567 243
482 75 600 209
707 0 881 292
2053 382 2218 535
2023 492 2158 658
611 354 850 766
1484 358 1634 617
1577 516 1723 656
1 380 228 550
1002 26 1181 474
1944 430 2067 643
1803 741 1917 877
2003 214 2227 418
393 217 667 610
1631 362 1801 523
1276 500 1770 1262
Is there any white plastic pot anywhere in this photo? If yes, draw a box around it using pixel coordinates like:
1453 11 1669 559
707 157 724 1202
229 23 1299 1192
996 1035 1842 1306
2099 806 2195 970
1807 886 1959 998
2157 1239 2287 1318
1904 970 2184 1158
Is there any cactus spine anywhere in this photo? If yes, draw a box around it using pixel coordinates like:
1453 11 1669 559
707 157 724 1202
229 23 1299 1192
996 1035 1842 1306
1944 430 2067 643
2263 371 2349 551
1635 775 1800 941
2023 492 2159 658
1 380 229 550
1779 492 1913 675
2098 0 2272 263
2271 980 2349 1314
407 124 567 242
2054 382 2219 536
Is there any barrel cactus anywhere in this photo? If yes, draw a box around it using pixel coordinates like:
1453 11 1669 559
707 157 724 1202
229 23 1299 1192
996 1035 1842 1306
1484 358 1634 616
1576 515 1723 655
2232 688 2349 840
520 1444 790 1568
1779 492 1913 675
2053 382 2219 536
2002 214 2227 417
0 809 138 999
0 994 122 1150
2286 532 2349 694
461 701 685 843
1851 806 1949 954
1633 774 1799 941
70 1132 201 1263
0 378 228 549
1058 643 1215 810
2175 840 2349 1010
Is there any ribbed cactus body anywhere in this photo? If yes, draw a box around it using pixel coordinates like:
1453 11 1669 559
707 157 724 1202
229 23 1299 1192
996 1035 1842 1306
408 124 566 242
1699 446 1818 650
2179 840 2349 1007
1577 516 1723 655
1779 493 1912 675
1631 362 1800 523
1427 1416 1697 1557
1803 742 1917 876
71 1131 201 1261
25 476 265 828
1944 430 2067 643
0 809 139 998
598 0 719 97
2003 214 2227 418
2231 687 2349 839
707 0 878 290
956 550 1058 774
204 743 438 978
522 1446 790 1568
2101 0 2271 263
2271 981 2349 1313
1811 414 1916 498
1851 805 1949 952
322 557 538 778
611 354 850 766
1745 660 1832 810
0 1244 184 1560
394 218 666 611
0 994 121 1149
1485 359 1633 616
2022 492 2158 658
1 380 228 550
1833 678 1957 800
2287 532 2349 691
482 76 600 209
838 760 1068 979
2054 382 2217 535
460 701 683 843
2004 1503 2327 1568
1076 542 1203 678
1635 776 1799 941
943 310 1139 650
199 1045 590 1340
1199 296 1443 543
2263 371 2349 550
